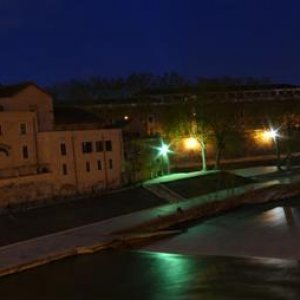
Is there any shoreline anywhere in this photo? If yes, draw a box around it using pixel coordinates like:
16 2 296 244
1 179 300 278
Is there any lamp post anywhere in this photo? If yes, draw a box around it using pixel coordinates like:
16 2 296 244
158 142 171 175
264 128 281 170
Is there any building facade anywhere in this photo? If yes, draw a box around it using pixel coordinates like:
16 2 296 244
0 83 124 207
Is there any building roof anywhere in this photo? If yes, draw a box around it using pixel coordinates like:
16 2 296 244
139 84 300 96
203 84 300 92
0 82 52 98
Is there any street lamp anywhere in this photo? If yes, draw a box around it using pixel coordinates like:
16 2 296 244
263 128 278 141
184 137 200 151
159 143 170 157
265 127 281 170
157 142 171 175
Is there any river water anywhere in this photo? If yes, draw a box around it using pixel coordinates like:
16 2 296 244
146 199 300 260
1 199 300 299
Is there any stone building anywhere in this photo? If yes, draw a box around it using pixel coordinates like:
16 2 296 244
0 82 124 207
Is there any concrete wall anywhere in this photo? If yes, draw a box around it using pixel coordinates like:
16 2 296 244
0 173 53 208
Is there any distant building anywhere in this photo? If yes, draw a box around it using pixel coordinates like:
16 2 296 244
139 84 300 103
82 84 300 175
0 82 124 207
88 84 300 135
88 102 164 137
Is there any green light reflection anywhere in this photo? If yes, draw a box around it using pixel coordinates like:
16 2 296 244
139 251 215 300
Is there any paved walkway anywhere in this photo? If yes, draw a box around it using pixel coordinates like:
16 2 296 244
2 164 300 278
172 152 300 170
0 179 279 277
0 167 263 247
231 165 300 184
0 187 165 247
144 165 277 186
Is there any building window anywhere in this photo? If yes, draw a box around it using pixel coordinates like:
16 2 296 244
148 116 153 123
29 105 37 112
82 142 92 153
60 143 67 156
96 141 103 152
105 140 112 151
20 123 27 135
86 161 91 172
22 145 28 159
109 159 113 169
0 125 2 135
97 160 102 170
62 164 68 175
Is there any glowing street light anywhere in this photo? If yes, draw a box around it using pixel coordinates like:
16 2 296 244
159 143 170 157
157 142 172 175
263 128 278 140
254 128 279 145
253 127 281 170
265 127 282 170
183 137 200 151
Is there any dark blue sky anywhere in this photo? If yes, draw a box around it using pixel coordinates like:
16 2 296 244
2 0 300 85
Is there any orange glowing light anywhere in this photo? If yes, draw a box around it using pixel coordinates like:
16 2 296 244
184 137 200 150
253 129 278 145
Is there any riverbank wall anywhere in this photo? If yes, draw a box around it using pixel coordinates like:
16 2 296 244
1 179 300 278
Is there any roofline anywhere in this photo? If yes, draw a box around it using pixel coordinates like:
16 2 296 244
0 81 53 98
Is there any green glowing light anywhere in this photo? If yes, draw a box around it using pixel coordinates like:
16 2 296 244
158 143 171 157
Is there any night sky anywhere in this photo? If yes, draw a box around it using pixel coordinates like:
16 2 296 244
2 0 300 85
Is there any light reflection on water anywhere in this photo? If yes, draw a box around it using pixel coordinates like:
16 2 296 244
259 207 287 225
1 250 300 300
146 202 300 260
2 202 300 299
142 251 197 300
258 207 300 233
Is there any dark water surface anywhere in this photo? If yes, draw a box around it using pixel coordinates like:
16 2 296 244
1 250 300 300
146 198 300 260
2 199 300 299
